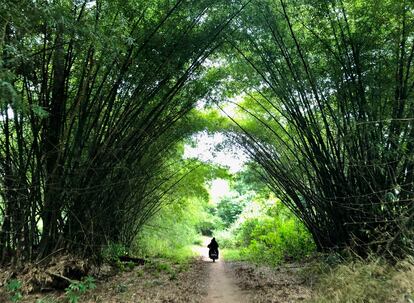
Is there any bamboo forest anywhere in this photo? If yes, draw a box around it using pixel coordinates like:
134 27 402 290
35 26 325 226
1 0 414 302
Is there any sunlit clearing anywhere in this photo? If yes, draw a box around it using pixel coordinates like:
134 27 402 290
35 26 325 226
209 179 230 204
183 131 247 173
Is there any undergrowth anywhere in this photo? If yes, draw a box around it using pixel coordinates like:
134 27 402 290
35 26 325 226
306 257 414 303
132 196 208 264
136 241 196 264
217 201 315 266
65 276 96 303
221 248 246 261
5 279 22 302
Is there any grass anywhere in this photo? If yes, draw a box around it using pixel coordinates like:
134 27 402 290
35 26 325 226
133 234 199 265
221 248 247 261
306 257 414 303
192 236 204 246
160 246 197 264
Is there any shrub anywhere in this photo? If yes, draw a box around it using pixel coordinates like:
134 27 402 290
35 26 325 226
192 237 203 245
133 196 209 262
5 279 23 303
221 248 245 261
216 196 244 228
215 229 238 249
101 243 127 263
65 276 96 303
235 214 315 265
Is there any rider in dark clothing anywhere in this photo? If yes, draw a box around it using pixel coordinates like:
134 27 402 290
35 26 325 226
207 237 219 260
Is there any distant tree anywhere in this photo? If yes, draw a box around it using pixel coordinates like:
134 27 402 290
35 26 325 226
217 196 244 228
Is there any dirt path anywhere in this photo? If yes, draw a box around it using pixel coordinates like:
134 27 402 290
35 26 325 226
10 241 312 302
197 239 247 303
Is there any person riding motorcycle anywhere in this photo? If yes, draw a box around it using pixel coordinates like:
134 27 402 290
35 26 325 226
207 237 219 262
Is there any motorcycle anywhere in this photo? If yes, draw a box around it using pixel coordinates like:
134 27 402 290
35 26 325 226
209 249 219 262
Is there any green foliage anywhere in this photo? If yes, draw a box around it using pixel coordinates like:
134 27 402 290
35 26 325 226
136 268 144 277
133 196 205 262
198 205 224 236
221 248 246 261
0 0 245 261
5 279 22 302
101 243 139 271
30 105 49 118
65 276 96 303
237 215 315 265
224 0 414 256
216 197 244 228
115 261 136 272
144 259 178 280
3 0 412 267
146 260 174 274
217 192 315 265
192 237 203 246
132 161 227 262
115 283 128 294
205 166 316 266
215 229 238 248
101 243 127 263
136 235 196 264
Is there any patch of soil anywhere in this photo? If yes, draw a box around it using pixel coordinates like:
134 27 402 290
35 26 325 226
225 262 312 303
87 260 209 303
204 259 248 303
18 258 209 303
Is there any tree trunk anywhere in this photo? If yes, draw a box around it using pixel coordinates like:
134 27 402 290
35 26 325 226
39 25 67 258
